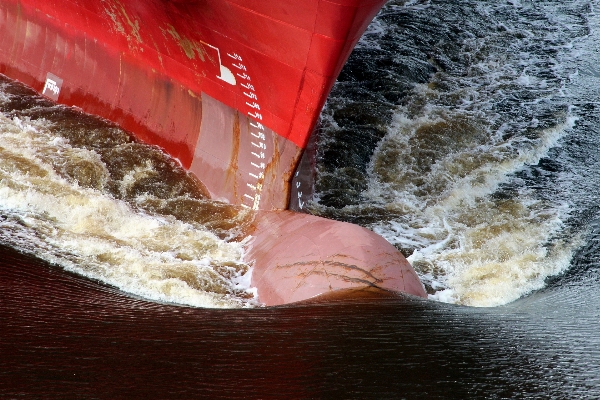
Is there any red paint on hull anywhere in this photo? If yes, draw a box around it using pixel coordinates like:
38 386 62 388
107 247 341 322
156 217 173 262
0 0 427 304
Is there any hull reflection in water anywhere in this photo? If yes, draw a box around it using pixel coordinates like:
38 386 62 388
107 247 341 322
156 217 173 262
2 244 600 399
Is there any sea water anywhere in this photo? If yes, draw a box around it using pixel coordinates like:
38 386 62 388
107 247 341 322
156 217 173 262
313 0 595 307
4 0 600 397
0 78 256 308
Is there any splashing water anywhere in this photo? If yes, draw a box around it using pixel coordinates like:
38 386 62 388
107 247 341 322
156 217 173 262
0 77 257 308
313 0 592 306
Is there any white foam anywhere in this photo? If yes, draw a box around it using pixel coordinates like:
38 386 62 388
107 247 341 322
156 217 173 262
365 108 578 306
345 1 591 306
0 113 256 308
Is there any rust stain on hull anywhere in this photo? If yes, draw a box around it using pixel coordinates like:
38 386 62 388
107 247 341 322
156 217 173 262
162 24 216 66
102 0 143 50
275 259 385 285
225 112 241 200
246 210 427 306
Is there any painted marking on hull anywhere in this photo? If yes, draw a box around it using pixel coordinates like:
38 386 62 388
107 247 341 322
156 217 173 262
251 131 265 140
226 52 269 210
42 72 63 101
295 170 305 210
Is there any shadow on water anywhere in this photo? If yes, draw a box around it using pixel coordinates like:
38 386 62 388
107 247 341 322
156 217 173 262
2 244 600 399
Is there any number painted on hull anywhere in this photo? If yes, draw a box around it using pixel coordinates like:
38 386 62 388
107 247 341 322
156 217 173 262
42 73 63 101
226 52 270 210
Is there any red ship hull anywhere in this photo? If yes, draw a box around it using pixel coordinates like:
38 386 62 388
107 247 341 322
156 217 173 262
0 0 427 305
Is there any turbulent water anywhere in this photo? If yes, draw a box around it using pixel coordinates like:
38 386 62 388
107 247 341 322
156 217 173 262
312 0 596 307
4 0 600 398
0 79 256 308
0 0 599 309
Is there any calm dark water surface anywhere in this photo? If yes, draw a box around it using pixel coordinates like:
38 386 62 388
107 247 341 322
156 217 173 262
3 242 600 399
4 0 600 398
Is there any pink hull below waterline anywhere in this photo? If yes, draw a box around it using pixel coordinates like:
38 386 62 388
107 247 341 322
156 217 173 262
248 211 426 306
0 0 427 305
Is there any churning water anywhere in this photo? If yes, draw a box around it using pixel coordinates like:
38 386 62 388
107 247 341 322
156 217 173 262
313 0 596 307
4 0 600 398
1 1 594 309
0 78 256 308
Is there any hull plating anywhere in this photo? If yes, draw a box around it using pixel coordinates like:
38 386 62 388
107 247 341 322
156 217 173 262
0 0 427 304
